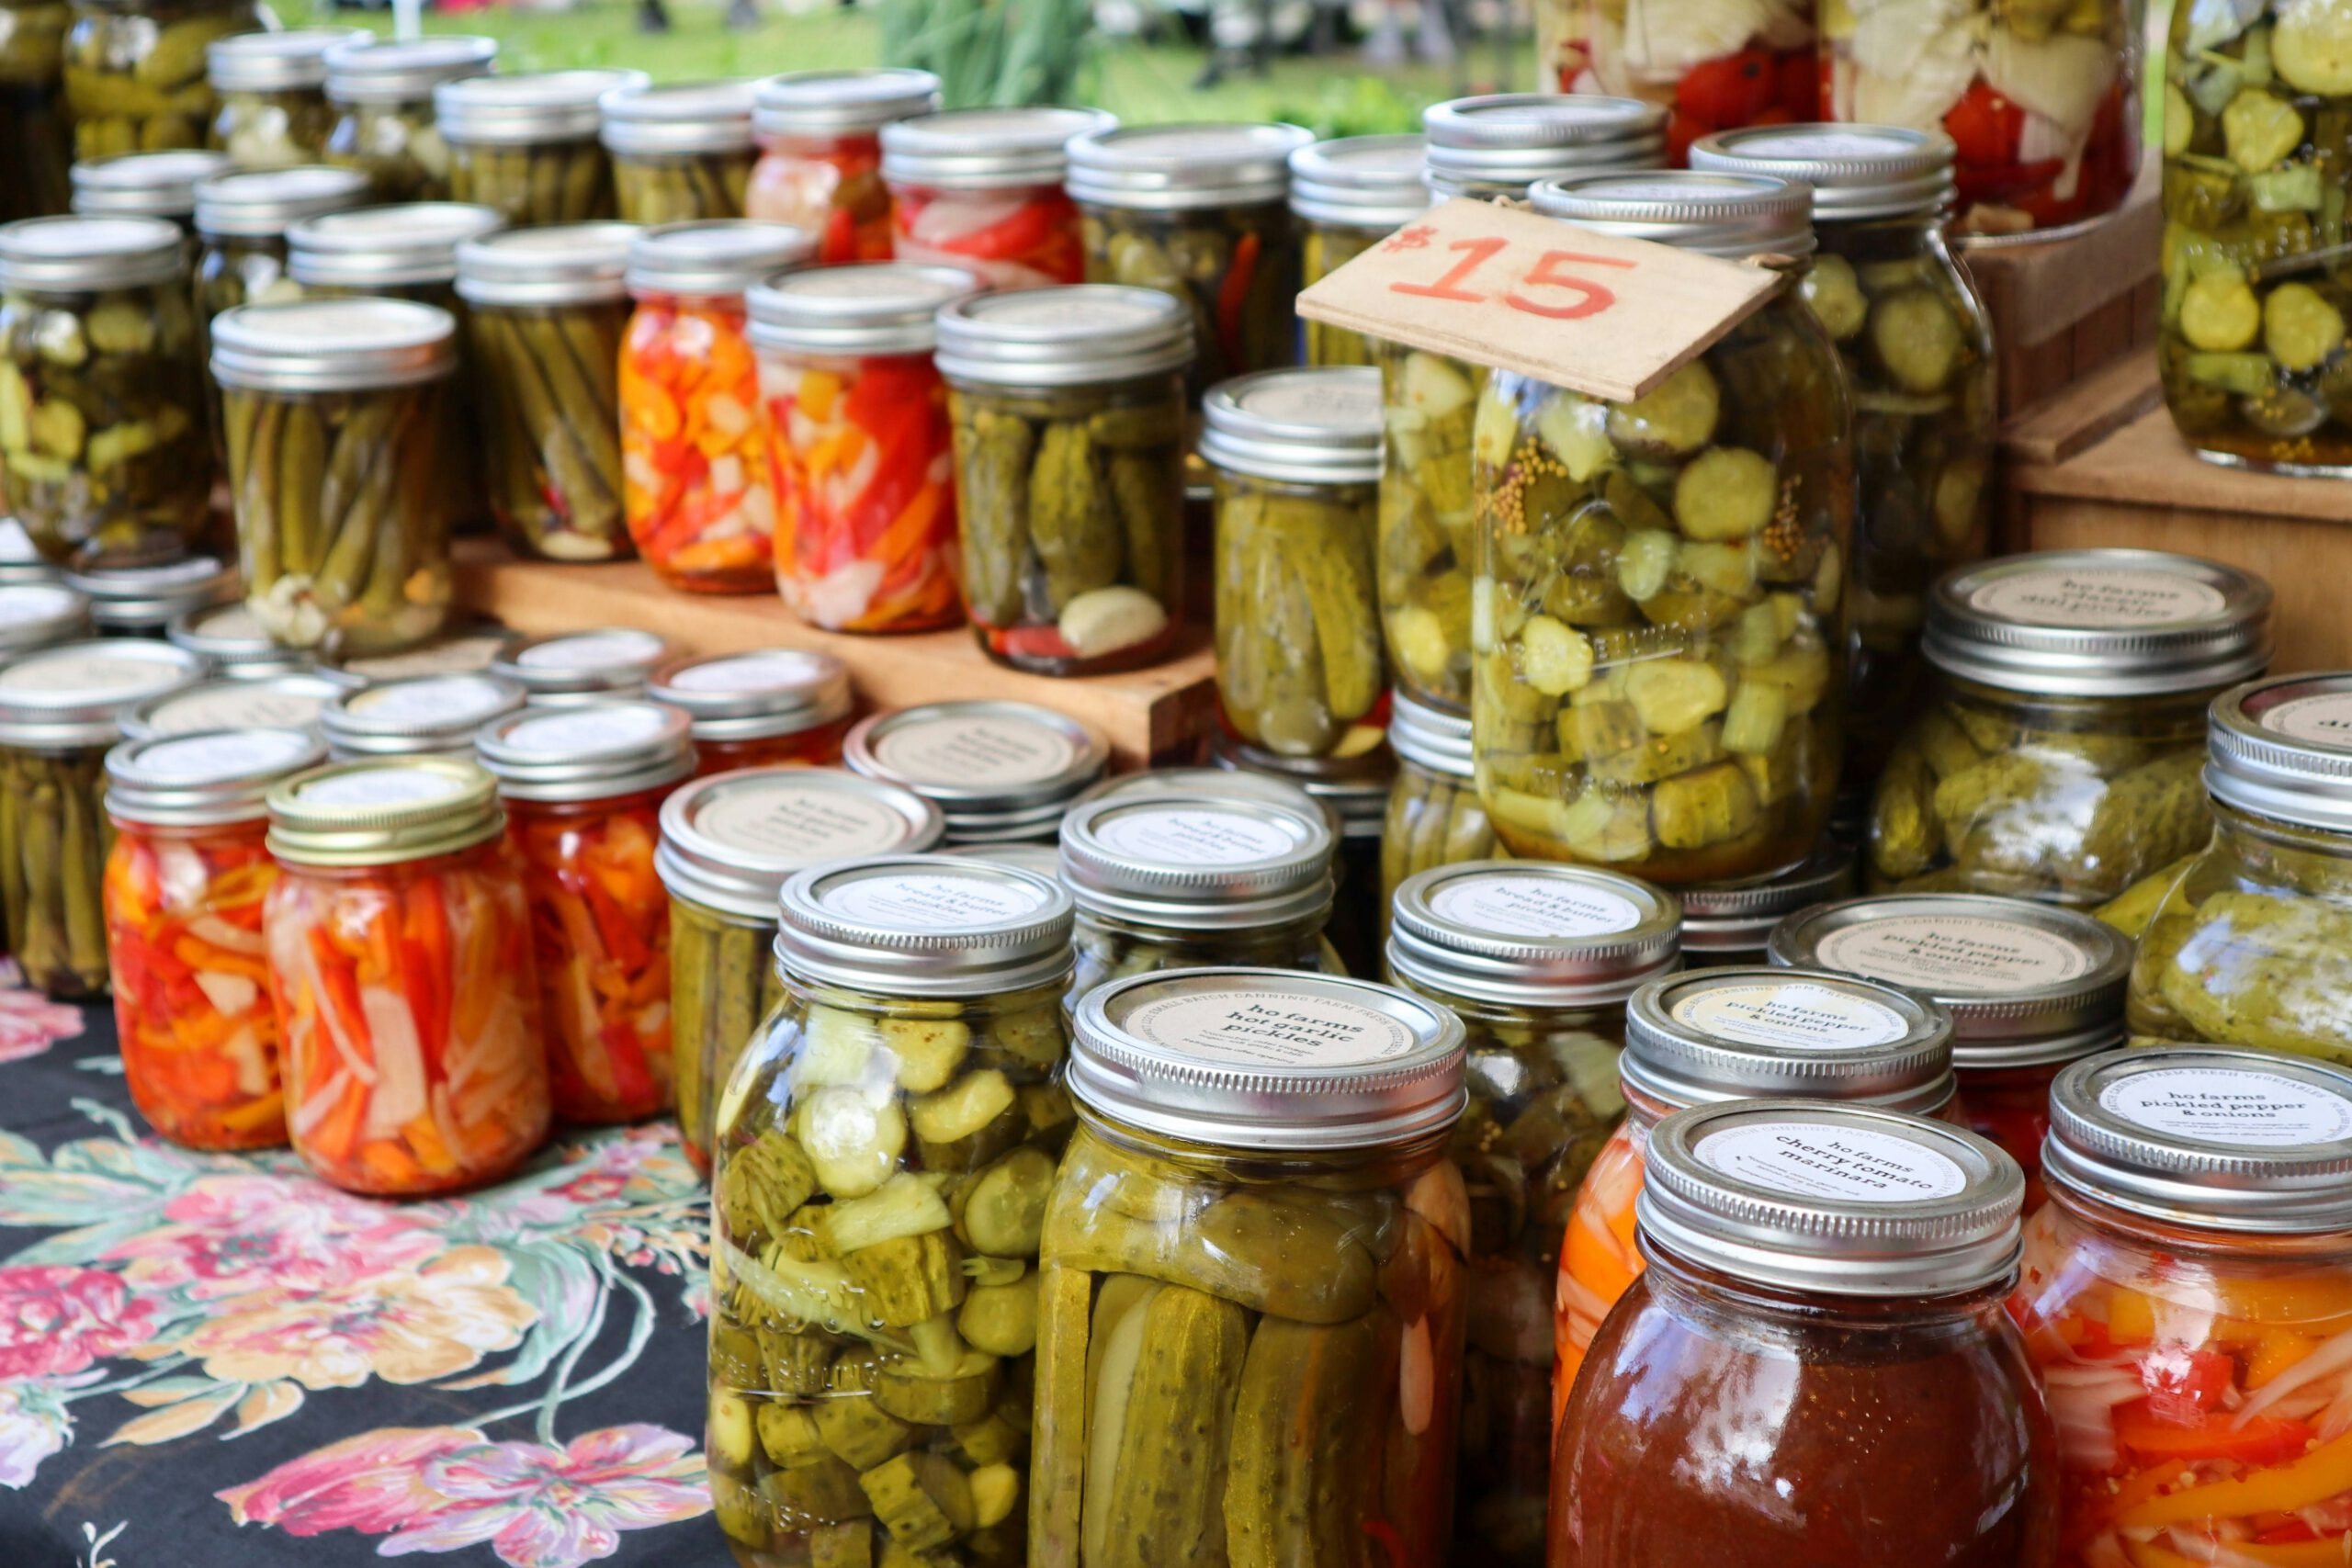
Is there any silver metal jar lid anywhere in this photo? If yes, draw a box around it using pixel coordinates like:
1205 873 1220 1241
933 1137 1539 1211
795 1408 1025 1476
192 164 372 240
844 701 1108 841
265 754 505 867
169 590 314 666
1923 549 2274 698
67 556 239 635
752 68 940 139
1069 966 1467 1151
1423 93 1666 198
332 621 514 682
1690 123 1957 222
879 106 1117 190
599 77 757 158
70 151 230 221
1532 170 1815 258
2205 671 2352 832
746 263 978 358
1199 367 1383 487
1066 121 1313 209
1211 732 1395 838
2044 1047 2352 1234
0 638 205 749
288 201 505 289
456 222 639 309
1638 1100 2023 1297
944 840 1063 880
207 28 370 94
1059 790 1334 930
476 699 695 803
655 766 944 922
1390 860 1680 1008
626 220 815 299
1074 763 1323 824
776 854 1074 996
492 627 676 702
0 583 91 654
106 727 324 827
1288 134 1430 229
211 299 458 393
0 215 183 292
1679 847 1856 962
435 69 650 146
123 671 349 742
325 34 496 105
1770 895 2130 1070
1386 690 1471 780
0 519 54 587
646 649 852 743
934 285 1193 388
1622 965 1955 1114
321 671 526 758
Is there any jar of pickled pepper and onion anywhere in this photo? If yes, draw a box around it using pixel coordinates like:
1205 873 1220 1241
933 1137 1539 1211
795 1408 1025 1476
879 106 1114 291
492 626 676 708
649 649 854 776
746 67 937 265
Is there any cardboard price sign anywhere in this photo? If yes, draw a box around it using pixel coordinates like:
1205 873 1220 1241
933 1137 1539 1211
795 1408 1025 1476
1295 197 1783 403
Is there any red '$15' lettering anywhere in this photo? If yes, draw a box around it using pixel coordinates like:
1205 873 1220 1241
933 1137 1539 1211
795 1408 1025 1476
1388 236 1634 321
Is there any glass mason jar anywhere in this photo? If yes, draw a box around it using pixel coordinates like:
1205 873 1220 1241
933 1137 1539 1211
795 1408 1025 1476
1676 844 1852 965
66 551 234 637
1212 730 1395 978
1472 173 1852 883
747 263 975 634
263 754 549 1195
457 222 638 563
706 853 1075 1564
621 220 816 594
329 617 512 684
479 700 695 1126
0 214 209 569
879 105 1115 290
1385 859 1679 1565
1548 0 1821 164
656 768 942 1176
0 636 203 994
649 649 854 776
0 0 72 225
319 671 525 762
205 28 366 172
1290 133 1428 368
1868 549 2273 907
166 595 315 676
492 627 676 709
436 69 646 228
322 34 494 204
2012 1047 2352 1567
122 671 348 742
1205 366 1386 758
1036 967 1471 1568
68 146 226 236
844 701 1109 848
62 0 259 160
0 578 91 653
211 297 459 655
103 725 322 1148
1556 1100 2053 1563
747 67 937 265
1385 691 1504 915
935 286 1191 674
603 78 757 226
0 515 61 585
1381 94 1666 716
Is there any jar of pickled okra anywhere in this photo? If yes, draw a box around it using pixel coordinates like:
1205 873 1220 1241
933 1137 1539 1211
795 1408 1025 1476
492 626 677 708
165 599 321 677
0 636 202 994
602 78 756 226
456 222 638 563
747 67 937 264
1869 549 2273 908
0 215 209 570
69 148 227 237
436 68 646 228
322 34 494 204
879 105 1115 290
320 670 524 761
330 618 512 684
264 754 549 1195
935 285 1191 672
648 649 854 775
104 724 322 1148
1385 859 1678 1563
206 28 368 172
1037 966 1471 1568
210 297 460 656
1213 730 1395 979
621 219 816 594
0 0 72 225
1288 132 1426 368
1675 844 1851 966
657 766 942 1175
1385 689 1502 910
63 0 260 161
67 553 235 638
123 670 346 741
844 701 1108 846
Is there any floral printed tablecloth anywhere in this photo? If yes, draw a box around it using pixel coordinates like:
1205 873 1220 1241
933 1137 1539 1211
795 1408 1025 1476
0 966 726 1568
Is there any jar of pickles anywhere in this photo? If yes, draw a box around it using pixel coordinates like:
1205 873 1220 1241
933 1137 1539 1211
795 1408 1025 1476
844 701 1108 847
1290 133 1427 368
104 725 322 1148
0 0 72 224
602 78 756 225
1205 366 1385 757
67 552 235 637
621 220 815 594
1421 91 1666 202
1869 549 2273 907
63 0 260 160
1385 859 1679 1563
320 671 525 761
437 69 647 228
123 671 346 742
649 649 854 775
0 636 202 994
286 199 503 311
1213 731 1396 979
936 285 1191 673
879 106 1115 290
1385 689 1502 909
1039 966 1471 1568
492 627 676 708
206 28 367 172
322 34 494 204
330 618 512 684
747 263 974 633
656 767 942 1174
68 147 225 235
1676 845 1853 965
747 68 938 264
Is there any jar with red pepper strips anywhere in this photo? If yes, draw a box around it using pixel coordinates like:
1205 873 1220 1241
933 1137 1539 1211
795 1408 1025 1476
122 671 351 744
477 699 694 1125
320 670 526 761
879 105 1115 291
104 726 324 1149
843 698 1108 846
747 262 976 633
1542 0 1822 167
600 78 757 227
620 220 816 594
746 68 938 265
647 648 854 775
1290 133 1429 368
492 626 677 708
263 753 549 1195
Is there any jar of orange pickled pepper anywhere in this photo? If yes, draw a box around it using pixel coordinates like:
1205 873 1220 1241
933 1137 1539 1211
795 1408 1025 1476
647 648 853 775
746 68 938 265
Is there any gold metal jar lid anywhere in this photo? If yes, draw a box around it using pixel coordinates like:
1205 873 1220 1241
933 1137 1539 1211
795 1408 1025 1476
266 754 504 866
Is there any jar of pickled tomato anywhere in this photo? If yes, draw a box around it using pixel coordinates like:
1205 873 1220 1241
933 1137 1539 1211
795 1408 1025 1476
844 701 1108 847
1675 845 1852 966
1212 730 1396 979
67 555 236 640
649 649 854 775
492 626 677 708
879 105 1115 290
1289 133 1427 368
320 671 524 762
746 68 938 265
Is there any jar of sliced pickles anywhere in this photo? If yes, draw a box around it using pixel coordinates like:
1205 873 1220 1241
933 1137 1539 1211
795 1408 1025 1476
63 0 259 160
436 69 647 228
1213 731 1395 979
322 34 494 204
879 106 1115 290
492 626 676 708
1674 843 1852 965
67 553 235 638
1868 549 2272 907
657 767 942 1175
69 147 225 236
104 725 322 1148
602 78 756 226
1472 173 1853 883
844 701 1108 847
747 68 937 264
1039 966 1470 1568
206 28 367 172
1289 133 1427 368
936 286 1191 672
123 670 346 741
1547 0 1822 164
1385 689 1502 912
329 618 511 685
320 670 524 761
0 0 72 225
649 649 854 775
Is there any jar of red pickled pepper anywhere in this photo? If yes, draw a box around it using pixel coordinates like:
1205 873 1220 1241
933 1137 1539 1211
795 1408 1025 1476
263 754 549 1195
746 68 938 265
647 648 853 774
879 105 1115 290
104 726 325 1149
492 626 677 708
620 220 817 593
746 262 976 633
477 699 694 1125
